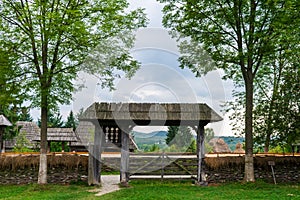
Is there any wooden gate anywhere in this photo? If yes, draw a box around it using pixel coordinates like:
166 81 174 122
129 153 198 180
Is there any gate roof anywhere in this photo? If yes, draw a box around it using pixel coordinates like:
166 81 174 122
81 102 222 126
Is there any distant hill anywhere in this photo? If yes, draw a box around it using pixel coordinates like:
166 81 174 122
132 131 168 150
131 130 244 152
132 131 167 139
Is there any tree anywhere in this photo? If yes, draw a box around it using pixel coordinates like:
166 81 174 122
159 0 299 181
204 128 215 143
64 111 77 131
166 126 194 151
38 111 64 128
0 48 30 151
166 126 179 145
13 131 33 153
0 0 146 184
224 5 300 152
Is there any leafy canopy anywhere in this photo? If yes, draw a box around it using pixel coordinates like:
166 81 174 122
0 0 147 110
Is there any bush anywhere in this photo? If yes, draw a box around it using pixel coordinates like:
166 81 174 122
13 131 33 153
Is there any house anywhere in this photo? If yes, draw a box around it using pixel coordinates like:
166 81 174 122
4 121 40 151
4 121 77 152
33 128 78 152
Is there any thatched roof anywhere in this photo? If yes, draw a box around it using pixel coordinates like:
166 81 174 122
0 115 12 126
209 138 232 153
81 102 223 126
33 128 78 142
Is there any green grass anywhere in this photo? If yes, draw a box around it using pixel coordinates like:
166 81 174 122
0 182 99 200
0 180 299 200
101 180 300 200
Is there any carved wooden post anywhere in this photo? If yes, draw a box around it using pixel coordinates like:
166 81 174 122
120 129 130 186
88 122 104 186
196 125 206 185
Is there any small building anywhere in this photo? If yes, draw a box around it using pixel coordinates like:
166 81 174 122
0 115 12 153
4 121 40 151
4 121 78 152
33 128 78 152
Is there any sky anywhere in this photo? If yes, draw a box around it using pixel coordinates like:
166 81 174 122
31 0 235 136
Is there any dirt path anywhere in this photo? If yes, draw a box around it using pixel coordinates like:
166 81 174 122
95 175 120 196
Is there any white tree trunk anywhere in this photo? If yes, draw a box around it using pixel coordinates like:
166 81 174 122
38 152 47 184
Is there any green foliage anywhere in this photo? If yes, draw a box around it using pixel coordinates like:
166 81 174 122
0 0 147 183
38 111 64 128
50 142 69 152
186 139 196 153
205 142 213 153
64 111 77 131
149 144 160 152
205 128 215 143
0 49 32 142
159 0 300 170
166 126 194 151
0 0 147 109
13 131 33 153
166 126 178 145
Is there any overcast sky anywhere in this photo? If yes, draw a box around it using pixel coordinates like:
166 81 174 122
31 0 235 136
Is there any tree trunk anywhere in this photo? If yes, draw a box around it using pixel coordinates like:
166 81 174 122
38 92 48 184
244 74 255 182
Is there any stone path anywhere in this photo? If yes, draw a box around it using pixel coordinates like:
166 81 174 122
95 175 120 196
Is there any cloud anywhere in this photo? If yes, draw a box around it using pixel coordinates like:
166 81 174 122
128 0 164 28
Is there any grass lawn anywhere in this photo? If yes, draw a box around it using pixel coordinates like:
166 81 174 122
0 180 299 200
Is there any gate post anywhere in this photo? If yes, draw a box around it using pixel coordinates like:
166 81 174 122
196 125 207 185
88 122 104 186
120 130 130 186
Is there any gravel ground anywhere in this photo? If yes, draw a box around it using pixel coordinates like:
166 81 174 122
95 175 120 196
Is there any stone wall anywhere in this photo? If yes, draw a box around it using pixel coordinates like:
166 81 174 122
0 154 299 184
205 156 300 184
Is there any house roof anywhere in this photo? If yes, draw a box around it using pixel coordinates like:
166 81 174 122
5 122 78 149
81 102 223 126
17 121 40 141
0 115 12 126
5 121 40 149
33 128 78 142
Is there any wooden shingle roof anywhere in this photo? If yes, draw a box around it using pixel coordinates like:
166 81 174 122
5 121 40 149
81 102 223 126
33 128 78 142
0 115 12 126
